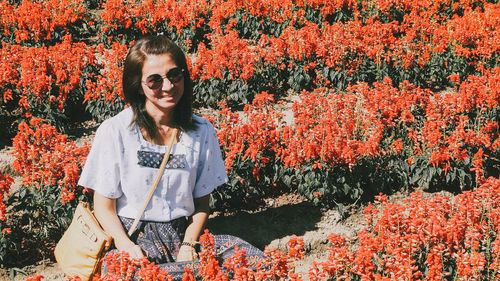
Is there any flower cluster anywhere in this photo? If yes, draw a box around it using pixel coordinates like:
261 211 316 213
84 42 128 104
192 30 259 82
409 67 500 184
310 176 500 280
11 117 90 203
96 0 498 101
100 0 210 35
20 230 303 281
25 275 44 281
216 72 498 176
0 0 88 43
211 67 498 209
1 0 497 125
286 235 305 259
216 92 282 173
93 251 173 280
0 171 13 221
0 36 96 120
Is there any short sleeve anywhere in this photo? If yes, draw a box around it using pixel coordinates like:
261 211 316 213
193 121 229 198
78 121 123 199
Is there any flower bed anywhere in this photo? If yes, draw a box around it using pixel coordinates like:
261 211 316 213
0 0 498 277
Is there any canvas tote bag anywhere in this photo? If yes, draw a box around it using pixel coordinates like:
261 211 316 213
54 202 112 280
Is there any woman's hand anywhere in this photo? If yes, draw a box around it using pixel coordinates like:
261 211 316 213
176 245 198 261
94 192 145 259
176 195 209 261
114 237 145 259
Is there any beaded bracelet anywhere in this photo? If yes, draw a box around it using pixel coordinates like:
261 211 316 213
180 241 199 249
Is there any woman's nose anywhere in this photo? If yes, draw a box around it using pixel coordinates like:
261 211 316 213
161 77 175 91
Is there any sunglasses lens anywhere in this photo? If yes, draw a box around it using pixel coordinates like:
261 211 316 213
145 74 163 90
144 68 184 90
167 68 184 83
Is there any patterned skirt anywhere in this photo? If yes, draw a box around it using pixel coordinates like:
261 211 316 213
101 216 267 280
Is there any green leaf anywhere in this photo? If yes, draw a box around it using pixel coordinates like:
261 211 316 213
19 188 27 199
343 183 351 195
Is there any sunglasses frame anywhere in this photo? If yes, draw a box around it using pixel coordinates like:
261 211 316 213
143 67 185 90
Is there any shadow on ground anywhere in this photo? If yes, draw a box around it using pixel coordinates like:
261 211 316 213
206 201 322 250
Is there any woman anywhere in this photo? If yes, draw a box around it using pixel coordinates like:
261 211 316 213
78 35 265 278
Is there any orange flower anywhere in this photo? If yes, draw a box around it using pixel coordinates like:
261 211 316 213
0 171 13 221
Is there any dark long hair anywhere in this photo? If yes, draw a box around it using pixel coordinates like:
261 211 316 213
122 36 196 139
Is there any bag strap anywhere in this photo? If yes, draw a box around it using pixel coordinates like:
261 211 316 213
127 128 178 236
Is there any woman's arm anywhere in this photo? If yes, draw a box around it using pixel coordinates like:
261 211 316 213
176 194 210 261
94 192 145 259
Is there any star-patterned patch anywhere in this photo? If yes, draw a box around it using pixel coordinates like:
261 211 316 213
137 151 186 169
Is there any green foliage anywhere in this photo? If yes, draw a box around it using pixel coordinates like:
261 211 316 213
193 75 252 108
211 156 292 212
1 185 92 266
223 5 356 41
193 62 291 108
316 49 494 93
0 222 18 265
232 9 288 39
286 62 314 92
0 104 18 147
85 98 126 123
24 87 91 133
408 155 477 192
292 156 409 214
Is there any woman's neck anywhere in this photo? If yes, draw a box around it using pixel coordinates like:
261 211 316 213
143 102 178 145
145 101 175 128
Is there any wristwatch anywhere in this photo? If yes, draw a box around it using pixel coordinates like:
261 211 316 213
181 241 200 252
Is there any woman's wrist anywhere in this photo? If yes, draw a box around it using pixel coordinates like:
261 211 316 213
114 236 136 250
178 243 198 260
180 241 200 254
181 241 199 248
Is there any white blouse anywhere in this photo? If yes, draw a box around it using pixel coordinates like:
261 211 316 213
78 107 228 222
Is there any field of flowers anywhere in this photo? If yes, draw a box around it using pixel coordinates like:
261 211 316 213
0 0 499 279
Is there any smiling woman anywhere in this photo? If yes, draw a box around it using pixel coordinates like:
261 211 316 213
75 35 267 280
141 54 185 120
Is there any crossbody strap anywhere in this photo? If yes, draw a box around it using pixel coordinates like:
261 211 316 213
127 128 178 236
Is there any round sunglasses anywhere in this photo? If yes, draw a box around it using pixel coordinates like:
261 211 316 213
143 67 184 90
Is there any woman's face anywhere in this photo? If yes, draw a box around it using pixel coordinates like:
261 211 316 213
141 53 184 113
